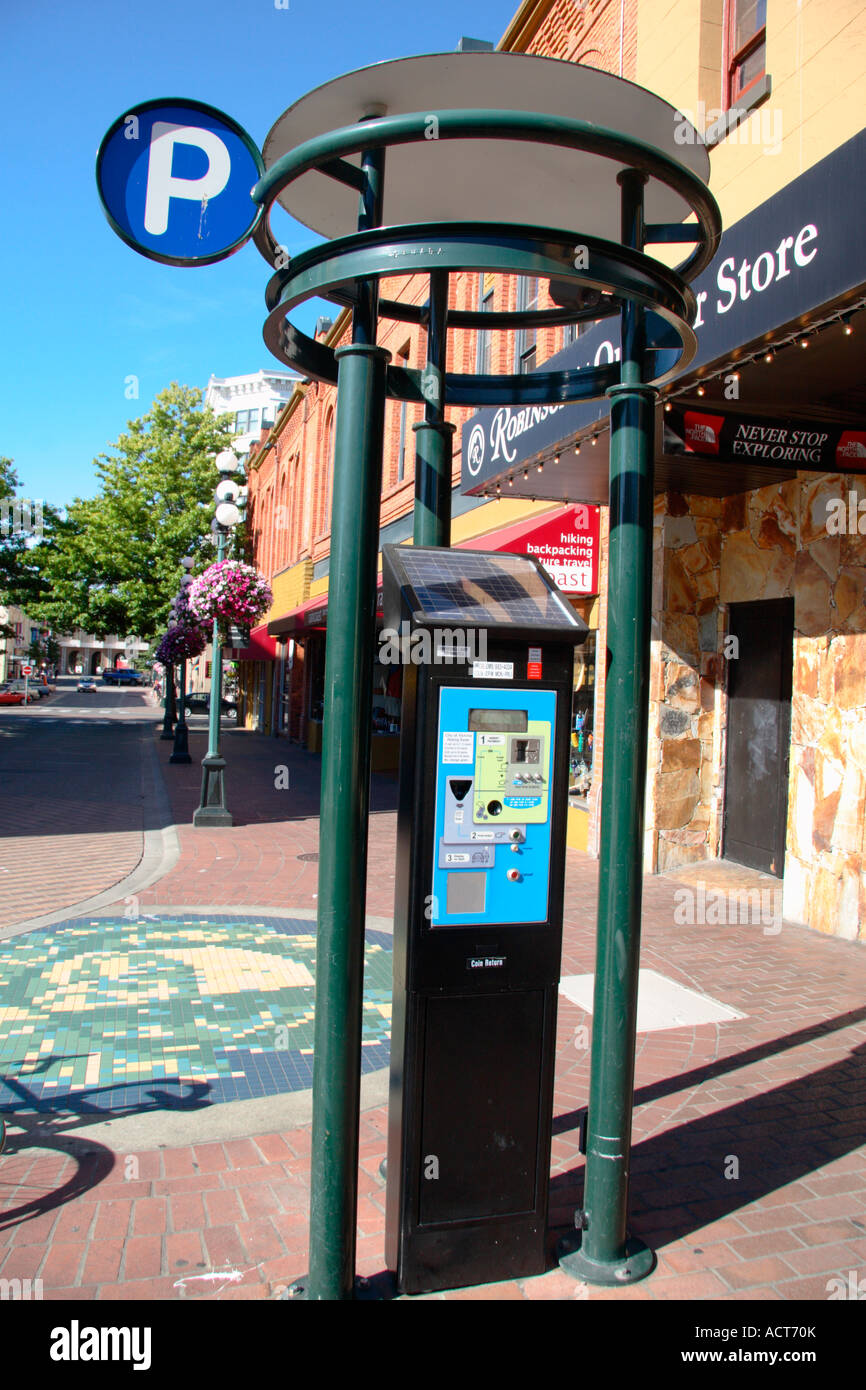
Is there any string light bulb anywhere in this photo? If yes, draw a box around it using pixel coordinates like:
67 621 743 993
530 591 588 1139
664 401 672 412
537 459 544 473
591 434 598 446
554 453 560 466
508 475 514 487
842 314 854 335
574 441 581 455
799 335 809 348
524 467 529 480
764 348 774 363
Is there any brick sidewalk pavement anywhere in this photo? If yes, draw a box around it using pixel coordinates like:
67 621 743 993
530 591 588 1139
0 720 864 1301
137 723 399 917
0 702 158 931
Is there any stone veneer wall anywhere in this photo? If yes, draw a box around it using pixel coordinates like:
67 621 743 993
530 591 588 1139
645 473 866 941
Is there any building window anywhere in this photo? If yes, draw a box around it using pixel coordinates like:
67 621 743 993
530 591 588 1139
397 343 410 483
726 0 766 106
319 407 335 535
235 408 260 435
516 276 540 374
476 285 494 375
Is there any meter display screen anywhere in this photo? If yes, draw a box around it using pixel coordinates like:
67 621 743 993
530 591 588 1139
468 708 527 734
431 686 556 928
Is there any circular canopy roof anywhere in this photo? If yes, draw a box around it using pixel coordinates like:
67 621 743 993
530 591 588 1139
262 52 710 242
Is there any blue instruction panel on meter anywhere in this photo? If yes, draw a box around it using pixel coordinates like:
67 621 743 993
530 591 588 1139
430 686 557 928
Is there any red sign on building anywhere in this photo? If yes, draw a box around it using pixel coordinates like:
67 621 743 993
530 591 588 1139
513 504 601 595
464 504 601 596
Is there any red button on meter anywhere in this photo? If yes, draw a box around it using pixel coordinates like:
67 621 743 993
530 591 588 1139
506 868 521 882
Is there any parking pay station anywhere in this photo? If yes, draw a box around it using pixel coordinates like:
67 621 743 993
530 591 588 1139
382 545 587 1293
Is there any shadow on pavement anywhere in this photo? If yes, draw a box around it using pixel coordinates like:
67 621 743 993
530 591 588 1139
0 1066 212 1233
548 1014 866 1254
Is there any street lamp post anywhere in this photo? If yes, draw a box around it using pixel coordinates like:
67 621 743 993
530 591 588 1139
169 558 195 765
159 661 176 739
193 451 244 827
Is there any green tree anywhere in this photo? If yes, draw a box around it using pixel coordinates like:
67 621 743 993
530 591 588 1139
0 456 61 610
29 385 234 641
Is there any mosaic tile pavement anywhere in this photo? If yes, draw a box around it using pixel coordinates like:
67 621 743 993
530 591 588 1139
0 914 392 1113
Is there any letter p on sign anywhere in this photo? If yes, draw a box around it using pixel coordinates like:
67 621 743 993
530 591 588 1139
97 98 264 266
144 123 232 234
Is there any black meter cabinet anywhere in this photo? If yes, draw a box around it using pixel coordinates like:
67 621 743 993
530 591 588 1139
382 546 588 1294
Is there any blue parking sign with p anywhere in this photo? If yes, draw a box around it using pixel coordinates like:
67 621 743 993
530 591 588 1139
97 99 265 266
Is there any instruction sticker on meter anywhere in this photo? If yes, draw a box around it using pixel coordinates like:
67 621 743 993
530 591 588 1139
442 732 475 764
430 686 557 927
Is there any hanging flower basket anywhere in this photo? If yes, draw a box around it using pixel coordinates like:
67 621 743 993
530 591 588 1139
173 585 197 626
155 624 208 665
188 561 273 628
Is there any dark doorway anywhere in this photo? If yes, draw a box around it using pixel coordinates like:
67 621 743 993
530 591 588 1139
723 598 794 876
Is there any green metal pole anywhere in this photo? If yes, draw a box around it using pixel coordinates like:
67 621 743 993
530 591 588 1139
306 141 390 1301
560 168 657 1285
160 663 176 738
413 268 454 548
193 528 232 826
169 656 192 764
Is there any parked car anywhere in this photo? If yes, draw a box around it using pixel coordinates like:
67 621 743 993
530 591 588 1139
184 692 238 719
1 681 41 702
77 679 98 693
103 669 143 685
0 690 25 705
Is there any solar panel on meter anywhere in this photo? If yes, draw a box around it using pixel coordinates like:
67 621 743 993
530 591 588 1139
383 546 583 635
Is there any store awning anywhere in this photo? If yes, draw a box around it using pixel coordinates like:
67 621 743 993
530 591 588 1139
268 585 384 637
267 594 329 637
460 126 866 502
458 503 601 595
227 623 280 661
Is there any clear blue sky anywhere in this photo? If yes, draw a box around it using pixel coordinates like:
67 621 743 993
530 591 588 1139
1 0 515 506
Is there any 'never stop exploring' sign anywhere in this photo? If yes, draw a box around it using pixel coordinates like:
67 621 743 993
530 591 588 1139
96 99 264 266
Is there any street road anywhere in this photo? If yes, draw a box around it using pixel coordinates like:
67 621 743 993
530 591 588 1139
0 677 164 929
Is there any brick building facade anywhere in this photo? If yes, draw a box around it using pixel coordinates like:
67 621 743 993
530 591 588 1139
240 0 866 941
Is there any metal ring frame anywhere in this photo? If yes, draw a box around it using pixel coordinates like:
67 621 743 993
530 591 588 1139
252 109 721 408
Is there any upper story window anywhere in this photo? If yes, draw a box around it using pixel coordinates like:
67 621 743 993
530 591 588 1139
235 407 260 435
476 284 494 375
396 344 410 484
726 0 767 106
516 276 540 374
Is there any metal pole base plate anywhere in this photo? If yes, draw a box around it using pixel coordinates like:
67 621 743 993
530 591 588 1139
193 756 232 827
557 1232 655 1286
169 723 192 764
278 1271 397 1301
192 804 233 827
